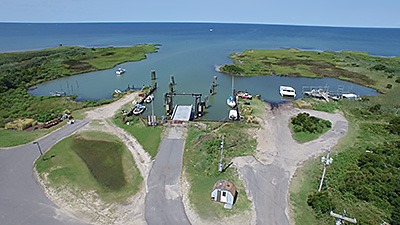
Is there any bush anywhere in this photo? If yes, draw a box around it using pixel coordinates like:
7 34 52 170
307 191 333 214
291 112 332 134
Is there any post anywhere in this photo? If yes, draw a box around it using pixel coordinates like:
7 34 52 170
318 148 332 192
218 136 225 172
33 141 44 161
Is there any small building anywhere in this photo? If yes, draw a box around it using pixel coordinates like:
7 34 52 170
210 180 237 209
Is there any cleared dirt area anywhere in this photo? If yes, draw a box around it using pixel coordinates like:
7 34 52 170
232 102 348 224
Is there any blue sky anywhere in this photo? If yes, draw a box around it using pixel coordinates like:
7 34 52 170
1 0 399 28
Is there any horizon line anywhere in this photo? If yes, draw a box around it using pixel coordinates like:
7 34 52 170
0 21 399 29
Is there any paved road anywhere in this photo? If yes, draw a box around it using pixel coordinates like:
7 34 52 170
145 126 191 225
234 157 291 225
0 120 90 225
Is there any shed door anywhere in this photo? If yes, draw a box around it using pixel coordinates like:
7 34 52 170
220 191 228 203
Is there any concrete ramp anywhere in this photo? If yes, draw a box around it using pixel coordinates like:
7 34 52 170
172 105 192 121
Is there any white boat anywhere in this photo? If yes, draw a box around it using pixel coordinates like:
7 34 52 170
144 94 154 103
116 67 126 75
229 109 238 120
132 104 146 115
279 86 296 98
227 96 236 108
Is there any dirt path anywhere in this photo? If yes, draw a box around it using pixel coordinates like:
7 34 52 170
233 103 348 225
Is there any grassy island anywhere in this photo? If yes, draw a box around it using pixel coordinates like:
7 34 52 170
0 44 158 146
220 48 400 91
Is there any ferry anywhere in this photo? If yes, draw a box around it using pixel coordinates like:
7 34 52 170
279 86 296 98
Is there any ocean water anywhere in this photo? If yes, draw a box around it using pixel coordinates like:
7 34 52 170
1 23 398 120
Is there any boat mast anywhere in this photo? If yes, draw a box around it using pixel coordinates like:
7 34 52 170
231 76 235 96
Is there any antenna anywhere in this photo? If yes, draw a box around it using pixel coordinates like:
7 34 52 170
330 210 357 224
318 148 333 192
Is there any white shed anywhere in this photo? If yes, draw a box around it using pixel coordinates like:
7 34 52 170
210 180 237 209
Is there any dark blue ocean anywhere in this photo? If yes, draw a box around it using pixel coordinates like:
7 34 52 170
1 23 398 120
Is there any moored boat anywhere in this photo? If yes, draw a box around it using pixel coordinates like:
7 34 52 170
132 104 146 115
116 67 126 75
227 96 236 108
144 94 154 103
279 86 296 97
229 109 238 120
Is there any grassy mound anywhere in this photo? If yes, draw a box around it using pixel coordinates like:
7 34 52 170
71 135 125 190
36 131 142 202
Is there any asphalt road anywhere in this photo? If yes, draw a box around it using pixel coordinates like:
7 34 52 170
0 120 89 225
234 157 291 225
145 126 191 225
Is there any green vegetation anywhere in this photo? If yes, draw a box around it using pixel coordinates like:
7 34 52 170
0 121 65 147
112 113 163 159
220 48 400 91
294 98 342 113
291 84 400 223
290 112 332 143
183 122 256 219
35 131 142 202
0 44 158 146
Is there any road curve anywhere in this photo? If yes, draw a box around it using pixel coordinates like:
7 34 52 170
0 120 90 225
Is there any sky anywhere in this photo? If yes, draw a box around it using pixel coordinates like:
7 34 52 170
1 0 400 28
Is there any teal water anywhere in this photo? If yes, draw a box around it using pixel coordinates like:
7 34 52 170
1 23 393 120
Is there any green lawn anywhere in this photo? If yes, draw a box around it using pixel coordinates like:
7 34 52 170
112 114 163 159
0 121 65 147
35 131 142 202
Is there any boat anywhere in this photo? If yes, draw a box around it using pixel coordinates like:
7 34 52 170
237 91 252 99
132 104 146 115
227 96 236 108
144 94 154 103
279 86 296 98
50 91 66 97
116 67 126 75
227 76 236 107
229 109 238 120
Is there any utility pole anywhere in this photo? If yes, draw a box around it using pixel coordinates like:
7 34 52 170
33 141 44 161
330 210 357 224
318 148 333 192
218 135 224 173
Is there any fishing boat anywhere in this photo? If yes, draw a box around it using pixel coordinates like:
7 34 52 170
279 86 296 98
229 109 238 120
144 94 154 103
116 67 126 75
132 104 146 115
227 96 236 108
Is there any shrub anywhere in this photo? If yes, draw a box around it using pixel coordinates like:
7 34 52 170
307 191 333 214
